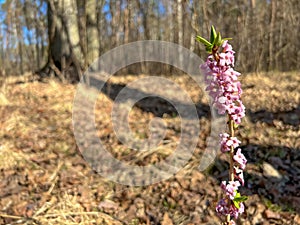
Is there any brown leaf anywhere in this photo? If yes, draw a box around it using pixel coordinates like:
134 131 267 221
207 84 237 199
161 212 173 225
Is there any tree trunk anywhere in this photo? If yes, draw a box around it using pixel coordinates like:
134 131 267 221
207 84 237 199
269 0 276 71
177 0 183 46
96 0 105 58
33 8 41 70
41 0 84 82
15 7 24 75
177 0 183 68
124 1 130 44
189 0 197 52
86 0 99 66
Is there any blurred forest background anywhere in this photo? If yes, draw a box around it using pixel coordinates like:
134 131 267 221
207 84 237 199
0 0 299 81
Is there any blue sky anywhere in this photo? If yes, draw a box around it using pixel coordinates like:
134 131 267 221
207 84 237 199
0 0 47 46
0 0 167 46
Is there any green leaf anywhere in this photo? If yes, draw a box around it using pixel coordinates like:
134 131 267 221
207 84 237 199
233 192 248 209
205 44 213 53
234 192 248 201
234 196 248 202
214 32 222 47
233 200 240 209
235 192 241 198
210 25 217 44
196 35 211 47
221 38 233 45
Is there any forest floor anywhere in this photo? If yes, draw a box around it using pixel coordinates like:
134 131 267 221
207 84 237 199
0 72 299 225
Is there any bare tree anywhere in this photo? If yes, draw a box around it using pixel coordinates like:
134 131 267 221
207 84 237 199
42 0 84 82
86 0 100 66
268 0 276 70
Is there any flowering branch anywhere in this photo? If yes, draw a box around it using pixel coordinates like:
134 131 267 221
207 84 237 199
197 26 248 224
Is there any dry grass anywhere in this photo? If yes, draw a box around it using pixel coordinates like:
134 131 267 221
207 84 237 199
0 193 123 225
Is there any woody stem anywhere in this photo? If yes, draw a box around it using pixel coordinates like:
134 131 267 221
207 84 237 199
226 117 235 223
212 47 236 224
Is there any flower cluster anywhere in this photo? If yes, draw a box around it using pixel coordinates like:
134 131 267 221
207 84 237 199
200 40 245 124
216 181 245 219
199 38 247 223
215 139 247 222
216 196 245 221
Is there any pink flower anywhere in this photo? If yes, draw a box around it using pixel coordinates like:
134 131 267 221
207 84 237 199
228 180 241 191
220 133 241 153
218 96 227 104
221 180 240 200
220 133 230 152
220 180 227 190
222 40 234 53
226 103 241 115
230 202 245 219
234 166 245 186
219 52 235 66
227 137 241 149
229 220 236 225
233 148 247 170
231 114 242 124
224 93 239 104
239 202 245 214
216 198 229 216
219 54 227 66
223 68 241 80
214 101 227 114
220 132 230 140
